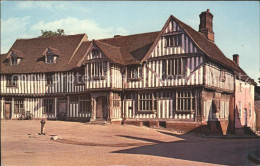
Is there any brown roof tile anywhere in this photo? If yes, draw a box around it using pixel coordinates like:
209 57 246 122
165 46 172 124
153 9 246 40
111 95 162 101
1 34 87 74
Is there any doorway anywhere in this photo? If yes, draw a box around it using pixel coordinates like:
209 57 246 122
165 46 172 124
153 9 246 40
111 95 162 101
96 96 108 120
244 108 247 126
4 103 11 119
58 101 67 120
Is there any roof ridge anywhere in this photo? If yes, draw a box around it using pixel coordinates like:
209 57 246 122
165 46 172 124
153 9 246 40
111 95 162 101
95 40 121 49
97 31 160 41
16 33 86 41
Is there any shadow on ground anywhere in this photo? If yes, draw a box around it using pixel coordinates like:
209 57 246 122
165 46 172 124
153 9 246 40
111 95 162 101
113 130 260 165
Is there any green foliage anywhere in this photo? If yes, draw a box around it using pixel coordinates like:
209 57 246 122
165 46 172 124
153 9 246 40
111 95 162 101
258 77 260 83
40 29 65 37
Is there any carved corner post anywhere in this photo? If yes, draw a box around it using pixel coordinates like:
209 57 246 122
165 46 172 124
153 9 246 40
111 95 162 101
66 96 69 118
90 94 96 122
108 91 113 122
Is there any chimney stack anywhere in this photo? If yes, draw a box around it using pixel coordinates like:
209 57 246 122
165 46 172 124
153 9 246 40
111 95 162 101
233 54 239 66
199 9 214 42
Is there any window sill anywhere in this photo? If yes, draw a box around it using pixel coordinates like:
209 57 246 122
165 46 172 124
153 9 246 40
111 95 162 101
75 82 85 85
164 45 181 48
6 85 18 88
92 76 106 80
162 74 185 80
175 110 194 114
128 78 142 81
137 110 156 114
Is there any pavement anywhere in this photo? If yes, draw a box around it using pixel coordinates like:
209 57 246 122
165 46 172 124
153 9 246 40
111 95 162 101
1 120 260 166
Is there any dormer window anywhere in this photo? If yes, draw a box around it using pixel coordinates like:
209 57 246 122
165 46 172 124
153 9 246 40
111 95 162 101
11 54 18 65
46 54 54 64
6 49 24 66
43 47 60 64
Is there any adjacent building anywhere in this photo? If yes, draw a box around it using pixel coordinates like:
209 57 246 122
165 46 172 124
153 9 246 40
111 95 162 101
0 9 257 134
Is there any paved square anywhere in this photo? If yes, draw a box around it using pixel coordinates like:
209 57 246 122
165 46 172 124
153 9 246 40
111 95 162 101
1 120 259 165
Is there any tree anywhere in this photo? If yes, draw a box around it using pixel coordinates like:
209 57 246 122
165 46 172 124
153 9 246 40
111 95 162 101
40 29 65 37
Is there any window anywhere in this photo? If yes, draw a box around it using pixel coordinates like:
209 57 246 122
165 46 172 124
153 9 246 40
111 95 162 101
128 66 143 80
249 103 252 118
74 70 85 84
138 93 156 112
176 91 195 112
43 99 54 114
14 99 24 113
79 95 91 113
11 55 18 65
92 49 100 58
220 70 226 82
46 54 54 63
113 93 121 107
162 58 187 79
238 101 242 118
46 73 53 85
239 83 242 92
6 75 18 87
88 61 107 79
165 35 182 47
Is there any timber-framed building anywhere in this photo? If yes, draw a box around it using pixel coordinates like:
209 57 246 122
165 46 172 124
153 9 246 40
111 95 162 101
0 10 257 134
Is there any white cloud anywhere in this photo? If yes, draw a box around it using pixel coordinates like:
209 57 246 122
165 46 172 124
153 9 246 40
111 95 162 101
31 17 128 39
16 2 91 13
1 16 34 54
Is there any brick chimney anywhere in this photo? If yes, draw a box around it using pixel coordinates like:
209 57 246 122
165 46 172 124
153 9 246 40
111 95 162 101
233 54 239 66
199 9 214 42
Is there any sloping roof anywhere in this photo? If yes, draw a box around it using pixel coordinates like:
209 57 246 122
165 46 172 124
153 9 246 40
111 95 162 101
1 34 87 74
170 16 256 84
43 46 61 56
94 31 160 65
6 49 24 58
0 14 255 85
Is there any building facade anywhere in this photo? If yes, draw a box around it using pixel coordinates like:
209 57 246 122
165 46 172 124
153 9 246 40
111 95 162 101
0 10 256 134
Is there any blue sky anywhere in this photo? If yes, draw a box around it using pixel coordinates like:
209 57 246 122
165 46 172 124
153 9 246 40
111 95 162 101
1 1 259 84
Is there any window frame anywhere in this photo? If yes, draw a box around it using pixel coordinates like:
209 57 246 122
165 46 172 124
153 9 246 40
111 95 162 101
165 34 182 47
91 49 100 59
43 99 54 114
128 66 143 81
79 95 91 113
162 58 187 79
238 101 242 118
46 73 53 86
89 61 107 80
6 75 18 87
138 92 156 113
220 69 226 82
74 70 85 85
10 54 18 66
112 93 121 108
176 90 194 113
14 99 24 114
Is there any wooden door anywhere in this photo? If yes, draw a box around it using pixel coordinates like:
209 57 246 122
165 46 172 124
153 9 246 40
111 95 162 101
4 103 11 119
58 102 67 119
96 96 108 120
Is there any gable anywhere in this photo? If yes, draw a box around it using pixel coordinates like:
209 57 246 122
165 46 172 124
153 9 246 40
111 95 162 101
83 43 110 63
147 16 202 60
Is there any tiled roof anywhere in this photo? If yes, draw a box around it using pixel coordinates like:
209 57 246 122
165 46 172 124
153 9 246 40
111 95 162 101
1 34 87 74
0 15 255 85
95 31 160 65
171 16 255 84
